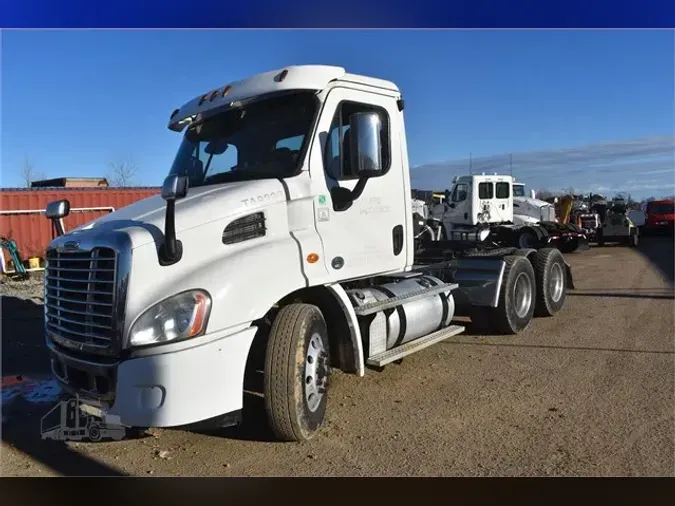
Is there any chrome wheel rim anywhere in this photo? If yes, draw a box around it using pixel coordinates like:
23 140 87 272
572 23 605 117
550 262 565 303
514 272 533 318
304 333 328 412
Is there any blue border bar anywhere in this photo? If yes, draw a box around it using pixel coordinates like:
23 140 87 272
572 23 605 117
2 0 674 28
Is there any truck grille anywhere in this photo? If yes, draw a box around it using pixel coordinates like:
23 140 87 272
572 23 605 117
45 248 118 351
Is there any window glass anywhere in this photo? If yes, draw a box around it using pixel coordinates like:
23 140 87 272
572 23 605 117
479 182 494 199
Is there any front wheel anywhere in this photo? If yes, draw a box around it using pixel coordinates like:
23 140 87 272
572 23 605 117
264 303 331 442
489 256 536 334
532 248 567 317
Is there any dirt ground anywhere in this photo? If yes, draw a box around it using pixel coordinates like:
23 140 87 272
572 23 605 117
2 236 674 477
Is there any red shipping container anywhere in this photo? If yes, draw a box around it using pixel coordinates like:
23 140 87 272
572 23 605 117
0 187 160 268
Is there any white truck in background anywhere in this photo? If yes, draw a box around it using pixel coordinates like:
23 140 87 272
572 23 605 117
43 65 577 442
427 174 588 253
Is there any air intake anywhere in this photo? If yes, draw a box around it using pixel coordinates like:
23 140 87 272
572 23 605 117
222 212 267 245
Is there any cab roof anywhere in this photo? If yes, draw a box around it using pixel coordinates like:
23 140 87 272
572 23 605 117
168 65 400 132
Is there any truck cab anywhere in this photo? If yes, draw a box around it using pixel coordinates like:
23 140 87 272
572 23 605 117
43 65 575 441
433 174 514 229
645 199 675 234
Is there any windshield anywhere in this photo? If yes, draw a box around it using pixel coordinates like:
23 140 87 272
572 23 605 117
168 92 318 188
648 202 675 215
513 184 525 197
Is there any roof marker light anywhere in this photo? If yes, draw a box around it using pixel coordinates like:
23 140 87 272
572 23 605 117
170 109 180 119
221 85 232 98
275 69 289 83
198 94 209 106
209 90 219 101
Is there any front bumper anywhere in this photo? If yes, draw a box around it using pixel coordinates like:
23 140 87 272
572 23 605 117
48 326 258 428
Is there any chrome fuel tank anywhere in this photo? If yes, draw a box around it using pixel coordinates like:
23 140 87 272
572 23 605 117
347 275 455 353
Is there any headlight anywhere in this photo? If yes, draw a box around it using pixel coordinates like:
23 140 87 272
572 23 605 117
129 290 211 347
477 228 490 242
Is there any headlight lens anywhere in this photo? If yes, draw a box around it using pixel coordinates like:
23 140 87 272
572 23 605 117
129 290 211 347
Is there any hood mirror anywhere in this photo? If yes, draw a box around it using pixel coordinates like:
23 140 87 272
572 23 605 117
45 199 71 237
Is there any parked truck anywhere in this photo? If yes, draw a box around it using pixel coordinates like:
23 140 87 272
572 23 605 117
42 65 576 442
428 175 588 252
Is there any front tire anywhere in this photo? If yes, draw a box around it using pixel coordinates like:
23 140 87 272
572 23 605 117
264 303 331 442
532 248 567 317
489 256 536 334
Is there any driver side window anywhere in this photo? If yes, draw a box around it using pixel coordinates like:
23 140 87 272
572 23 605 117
452 183 468 203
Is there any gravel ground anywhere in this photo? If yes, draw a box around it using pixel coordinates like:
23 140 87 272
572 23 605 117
1 272 45 301
2 238 674 477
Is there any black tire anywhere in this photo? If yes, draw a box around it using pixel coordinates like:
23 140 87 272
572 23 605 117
264 303 331 442
516 228 539 249
488 256 536 334
532 248 567 317
597 229 605 247
557 240 578 254
88 424 102 442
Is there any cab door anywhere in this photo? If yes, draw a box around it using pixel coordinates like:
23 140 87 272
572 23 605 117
307 87 408 282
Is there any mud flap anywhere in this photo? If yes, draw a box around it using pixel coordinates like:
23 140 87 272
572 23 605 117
565 261 575 290
575 235 590 251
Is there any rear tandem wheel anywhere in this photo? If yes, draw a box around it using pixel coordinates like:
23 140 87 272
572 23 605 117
470 256 536 335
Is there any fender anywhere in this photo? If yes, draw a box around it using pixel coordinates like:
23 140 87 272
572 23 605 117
324 283 365 377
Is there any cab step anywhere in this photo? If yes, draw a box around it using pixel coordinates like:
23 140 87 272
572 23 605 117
366 324 466 367
353 282 458 316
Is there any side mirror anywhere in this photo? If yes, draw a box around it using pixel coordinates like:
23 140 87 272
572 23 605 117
349 111 383 178
46 199 71 237
554 197 559 204
45 199 70 220
158 175 189 266
161 175 189 201
530 189 536 199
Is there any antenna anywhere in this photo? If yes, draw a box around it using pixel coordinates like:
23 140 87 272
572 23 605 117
509 154 513 176
469 152 473 175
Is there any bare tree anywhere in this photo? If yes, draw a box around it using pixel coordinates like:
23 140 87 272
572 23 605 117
20 156 45 187
106 155 138 187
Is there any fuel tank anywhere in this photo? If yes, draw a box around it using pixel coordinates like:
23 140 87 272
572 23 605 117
347 275 455 352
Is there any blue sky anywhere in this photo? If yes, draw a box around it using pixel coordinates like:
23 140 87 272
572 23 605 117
2 30 674 198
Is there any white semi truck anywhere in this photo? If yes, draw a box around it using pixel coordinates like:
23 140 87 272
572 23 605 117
43 65 576 442
427 176 588 253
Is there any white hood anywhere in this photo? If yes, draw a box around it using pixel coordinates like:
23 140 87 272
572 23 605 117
514 196 552 209
67 179 287 248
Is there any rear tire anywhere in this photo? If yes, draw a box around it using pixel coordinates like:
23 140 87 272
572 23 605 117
264 303 331 442
88 424 102 442
517 228 539 249
488 256 536 334
532 248 567 317
597 229 605 247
